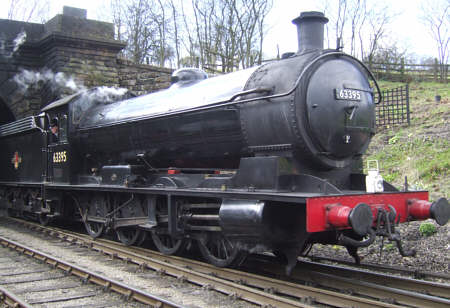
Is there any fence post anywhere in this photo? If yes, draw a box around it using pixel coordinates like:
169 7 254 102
445 64 449 83
406 84 410 125
434 58 439 82
400 58 405 82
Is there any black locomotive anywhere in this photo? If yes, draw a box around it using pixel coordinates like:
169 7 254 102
0 12 448 273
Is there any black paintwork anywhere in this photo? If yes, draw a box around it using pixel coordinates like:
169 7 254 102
65 49 375 180
0 12 402 261
0 117 45 182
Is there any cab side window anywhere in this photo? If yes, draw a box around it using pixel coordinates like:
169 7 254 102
59 115 68 142
49 114 68 144
49 117 59 144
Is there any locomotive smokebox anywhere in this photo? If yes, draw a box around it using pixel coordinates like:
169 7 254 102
292 11 328 53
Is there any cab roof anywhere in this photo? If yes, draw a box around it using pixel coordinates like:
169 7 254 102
41 92 80 112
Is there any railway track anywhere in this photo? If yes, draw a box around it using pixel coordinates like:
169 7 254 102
308 255 450 281
0 236 181 308
247 255 450 306
2 217 450 308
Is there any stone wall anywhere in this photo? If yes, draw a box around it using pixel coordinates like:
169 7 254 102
117 59 172 96
0 6 173 123
0 19 44 121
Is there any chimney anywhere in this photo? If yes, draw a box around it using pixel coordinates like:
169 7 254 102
63 6 87 19
292 11 328 53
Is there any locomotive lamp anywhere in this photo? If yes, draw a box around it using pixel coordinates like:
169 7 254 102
365 160 384 193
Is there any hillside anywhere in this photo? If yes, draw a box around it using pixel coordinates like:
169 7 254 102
364 81 449 200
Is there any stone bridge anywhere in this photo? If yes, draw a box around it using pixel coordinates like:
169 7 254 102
0 6 172 125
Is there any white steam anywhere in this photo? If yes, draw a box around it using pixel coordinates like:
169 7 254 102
14 69 86 93
0 30 27 58
85 86 129 103
7 32 129 105
12 31 27 53
13 68 128 104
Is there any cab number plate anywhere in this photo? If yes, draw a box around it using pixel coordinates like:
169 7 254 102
53 151 67 163
335 88 362 101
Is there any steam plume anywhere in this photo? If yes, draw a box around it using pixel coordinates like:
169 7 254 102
13 69 86 93
0 31 27 58
13 68 128 104
12 31 27 53
85 86 129 103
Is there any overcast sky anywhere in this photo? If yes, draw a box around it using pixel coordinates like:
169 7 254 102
264 0 437 60
0 0 440 60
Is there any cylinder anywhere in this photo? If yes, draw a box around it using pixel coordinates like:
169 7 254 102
219 199 265 240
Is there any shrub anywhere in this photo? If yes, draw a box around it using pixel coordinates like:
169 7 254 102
419 222 437 237
384 243 395 251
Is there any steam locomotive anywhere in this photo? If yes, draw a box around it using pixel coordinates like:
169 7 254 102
0 12 448 273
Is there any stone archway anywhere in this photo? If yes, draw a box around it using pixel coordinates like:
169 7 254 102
0 98 15 125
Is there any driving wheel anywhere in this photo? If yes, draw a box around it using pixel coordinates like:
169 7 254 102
151 230 187 255
84 195 107 238
114 195 146 246
39 213 51 226
197 233 247 267
116 228 142 246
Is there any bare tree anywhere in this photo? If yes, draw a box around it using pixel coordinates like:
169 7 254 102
180 0 199 67
319 0 349 49
126 0 155 63
6 0 50 23
319 0 396 62
231 0 272 68
108 0 175 66
191 0 217 69
349 0 366 56
421 0 449 81
360 5 393 67
188 0 272 72
105 0 271 70
169 0 181 67
152 0 176 66
335 0 348 48
109 0 126 41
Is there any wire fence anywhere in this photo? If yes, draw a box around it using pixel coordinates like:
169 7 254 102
375 84 410 128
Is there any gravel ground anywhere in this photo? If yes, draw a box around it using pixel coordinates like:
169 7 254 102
308 219 449 274
0 217 447 308
0 221 257 308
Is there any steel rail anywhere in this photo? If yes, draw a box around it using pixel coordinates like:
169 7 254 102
0 285 33 308
10 218 403 308
108 240 450 308
0 236 183 308
5 219 313 308
308 255 450 280
247 255 450 308
298 259 450 298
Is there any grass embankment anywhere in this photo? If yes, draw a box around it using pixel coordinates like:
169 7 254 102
364 81 449 200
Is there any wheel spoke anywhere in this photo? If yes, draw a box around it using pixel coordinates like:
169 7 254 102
221 240 229 259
